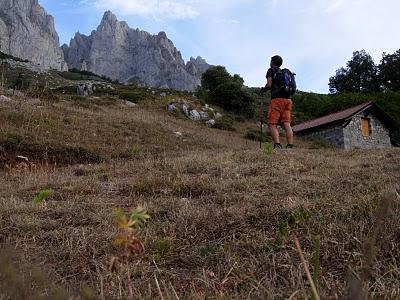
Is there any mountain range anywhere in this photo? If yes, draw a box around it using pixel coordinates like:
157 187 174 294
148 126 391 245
0 0 210 91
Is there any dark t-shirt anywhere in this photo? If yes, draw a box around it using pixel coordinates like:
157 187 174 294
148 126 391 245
266 67 288 99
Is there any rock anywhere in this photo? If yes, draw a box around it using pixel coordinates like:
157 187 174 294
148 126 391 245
189 110 201 121
199 111 209 120
77 82 93 96
0 0 67 71
124 101 137 107
206 119 216 127
215 112 223 119
160 92 167 97
0 95 12 102
182 104 190 117
174 131 183 138
167 102 178 112
62 11 210 91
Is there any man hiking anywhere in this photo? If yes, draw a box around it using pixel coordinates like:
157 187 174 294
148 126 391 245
260 55 295 149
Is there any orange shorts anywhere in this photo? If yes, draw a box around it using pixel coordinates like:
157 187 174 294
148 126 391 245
267 98 292 125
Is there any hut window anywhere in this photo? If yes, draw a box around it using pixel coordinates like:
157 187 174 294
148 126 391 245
361 118 372 137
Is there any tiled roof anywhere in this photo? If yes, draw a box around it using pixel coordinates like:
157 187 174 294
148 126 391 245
293 102 373 133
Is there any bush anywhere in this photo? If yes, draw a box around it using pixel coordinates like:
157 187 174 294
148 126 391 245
199 66 254 117
119 91 148 103
213 116 235 131
201 66 232 92
209 82 256 117
244 129 271 143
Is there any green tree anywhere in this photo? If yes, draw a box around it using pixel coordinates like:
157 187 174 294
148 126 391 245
201 66 232 92
329 50 381 93
232 74 244 87
209 82 256 117
380 49 400 91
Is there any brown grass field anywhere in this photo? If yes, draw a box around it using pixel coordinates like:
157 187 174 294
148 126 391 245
0 92 399 299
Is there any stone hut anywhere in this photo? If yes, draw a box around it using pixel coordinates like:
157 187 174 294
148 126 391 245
293 102 399 149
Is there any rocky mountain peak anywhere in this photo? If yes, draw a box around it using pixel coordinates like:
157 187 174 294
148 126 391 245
0 0 67 70
62 11 210 91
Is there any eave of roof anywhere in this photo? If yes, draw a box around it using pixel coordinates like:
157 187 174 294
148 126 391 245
293 102 373 133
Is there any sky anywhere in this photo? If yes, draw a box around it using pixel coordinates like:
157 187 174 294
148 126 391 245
40 0 400 93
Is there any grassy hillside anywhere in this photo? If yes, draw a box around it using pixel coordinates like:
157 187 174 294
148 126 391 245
0 87 399 299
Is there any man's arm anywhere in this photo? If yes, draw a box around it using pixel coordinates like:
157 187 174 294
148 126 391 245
259 77 273 95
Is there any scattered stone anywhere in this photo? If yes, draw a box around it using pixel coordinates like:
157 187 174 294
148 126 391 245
77 82 93 96
124 100 137 107
160 92 167 97
206 119 216 127
167 102 178 112
174 131 183 138
215 112 223 119
199 111 209 120
182 104 190 117
189 110 201 121
0 95 12 103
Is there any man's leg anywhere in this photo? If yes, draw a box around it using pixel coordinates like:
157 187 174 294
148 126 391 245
283 122 294 145
269 124 280 144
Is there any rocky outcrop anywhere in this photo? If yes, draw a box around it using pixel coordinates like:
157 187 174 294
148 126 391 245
62 11 210 91
0 0 67 71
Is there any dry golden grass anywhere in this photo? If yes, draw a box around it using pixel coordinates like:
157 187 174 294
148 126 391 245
1 94 400 299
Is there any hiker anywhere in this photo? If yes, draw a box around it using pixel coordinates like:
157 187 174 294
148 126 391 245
14 72 24 90
260 55 295 149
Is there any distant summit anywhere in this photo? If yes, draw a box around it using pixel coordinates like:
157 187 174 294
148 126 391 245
62 11 210 91
0 0 67 71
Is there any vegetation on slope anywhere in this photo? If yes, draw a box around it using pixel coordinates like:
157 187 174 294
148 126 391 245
0 88 399 299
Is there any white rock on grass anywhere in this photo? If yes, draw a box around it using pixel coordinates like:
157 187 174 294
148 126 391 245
206 119 216 127
124 101 137 107
189 110 201 121
0 95 12 102
199 111 209 120
182 104 190 117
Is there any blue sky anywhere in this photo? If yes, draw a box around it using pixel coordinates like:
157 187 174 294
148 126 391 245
40 0 400 93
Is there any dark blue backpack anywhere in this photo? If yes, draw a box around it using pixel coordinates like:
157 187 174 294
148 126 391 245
273 68 297 97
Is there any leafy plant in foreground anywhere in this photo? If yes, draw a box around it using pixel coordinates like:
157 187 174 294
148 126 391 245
33 189 54 204
113 207 150 259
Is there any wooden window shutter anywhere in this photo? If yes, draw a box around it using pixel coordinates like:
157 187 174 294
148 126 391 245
361 118 371 137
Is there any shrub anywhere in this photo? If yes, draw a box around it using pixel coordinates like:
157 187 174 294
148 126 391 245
209 82 256 117
201 66 232 92
213 116 235 131
245 129 272 143
119 91 148 103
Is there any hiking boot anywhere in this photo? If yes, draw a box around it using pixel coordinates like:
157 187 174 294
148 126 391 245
273 143 283 149
286 144 294 149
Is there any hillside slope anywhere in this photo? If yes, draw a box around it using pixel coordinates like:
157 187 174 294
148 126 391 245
0 91 399 299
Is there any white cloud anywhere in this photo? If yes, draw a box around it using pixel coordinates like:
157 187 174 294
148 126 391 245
83 0 251 20
86 0 199 20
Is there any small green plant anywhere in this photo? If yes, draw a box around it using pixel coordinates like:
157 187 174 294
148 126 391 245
278 209 308 238
114 207 150 258
129 145 145 158
263 143 273 155
33 189 53 204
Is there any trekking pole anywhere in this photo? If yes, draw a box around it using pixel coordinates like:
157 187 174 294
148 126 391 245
260 116 263 149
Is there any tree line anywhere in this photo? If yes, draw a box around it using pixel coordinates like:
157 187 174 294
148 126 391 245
329 49 400 93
